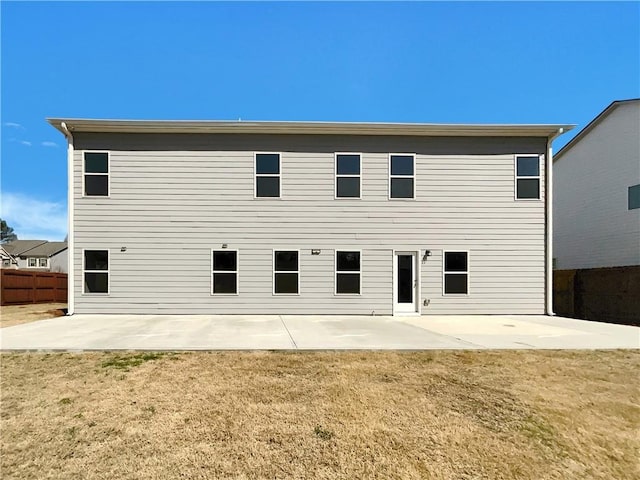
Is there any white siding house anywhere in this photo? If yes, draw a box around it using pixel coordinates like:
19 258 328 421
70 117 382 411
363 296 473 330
4 241 69 272
49 119 571 316
554 99 640 270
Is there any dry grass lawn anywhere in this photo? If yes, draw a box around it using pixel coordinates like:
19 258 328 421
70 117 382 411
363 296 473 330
0 303 67 328
1 350 638 479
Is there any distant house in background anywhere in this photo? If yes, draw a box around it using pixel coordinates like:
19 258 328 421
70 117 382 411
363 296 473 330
3 240 48 267
554 99 640 270
0 245 18 269
3 240 68 273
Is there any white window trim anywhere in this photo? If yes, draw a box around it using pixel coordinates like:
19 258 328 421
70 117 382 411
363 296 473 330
82 248 110 295
388 153 416 200
38 258 49 268
82 151 110 198
442 250 470 296
26 257 38 268
335 152 362 199
254 152 282 199
211 249 239 296
334 249 362 296
514 154 541 201
272 249 300 296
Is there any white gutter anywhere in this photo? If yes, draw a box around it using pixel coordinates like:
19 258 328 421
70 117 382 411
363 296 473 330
60 122 75 315
545 127 564 316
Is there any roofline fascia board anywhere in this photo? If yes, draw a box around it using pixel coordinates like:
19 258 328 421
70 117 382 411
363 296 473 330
47 118 574 138
554 98 640 162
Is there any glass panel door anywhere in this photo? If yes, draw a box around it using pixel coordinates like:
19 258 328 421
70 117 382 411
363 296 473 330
394 252 418 314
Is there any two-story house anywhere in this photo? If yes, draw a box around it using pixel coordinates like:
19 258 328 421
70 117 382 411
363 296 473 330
554 99 640 270
49 119 571 316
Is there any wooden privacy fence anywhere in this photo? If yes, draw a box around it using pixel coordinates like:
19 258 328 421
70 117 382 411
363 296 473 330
1 270 68 306
554 266 640 326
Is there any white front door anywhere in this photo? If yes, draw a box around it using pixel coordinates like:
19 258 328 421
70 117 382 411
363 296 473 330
394 252 418 315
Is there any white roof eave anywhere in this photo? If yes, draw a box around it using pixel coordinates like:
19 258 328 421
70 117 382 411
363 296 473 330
47 118 574 138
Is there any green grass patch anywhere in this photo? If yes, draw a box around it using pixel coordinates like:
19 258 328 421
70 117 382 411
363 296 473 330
100 352 168 371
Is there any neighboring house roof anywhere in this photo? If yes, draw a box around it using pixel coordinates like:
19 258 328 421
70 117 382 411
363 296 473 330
48 118 573 139
554 98 640 162
19 241 68 258
3 240 48 256
0 246 17 261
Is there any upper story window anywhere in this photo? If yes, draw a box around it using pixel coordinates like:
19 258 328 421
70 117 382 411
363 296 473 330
335 153 361 198
84 250 109 294
629 184 640 210
84 152 109 197
389 154 415 199
273 250 299 295
443 251 469 295
255 153 280 198
515 156 540 200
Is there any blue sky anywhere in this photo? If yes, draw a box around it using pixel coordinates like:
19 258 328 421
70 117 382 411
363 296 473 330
1 1 639 240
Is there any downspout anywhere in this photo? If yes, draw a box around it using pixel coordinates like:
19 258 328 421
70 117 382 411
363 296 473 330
545 127 564 316
60 122 75 315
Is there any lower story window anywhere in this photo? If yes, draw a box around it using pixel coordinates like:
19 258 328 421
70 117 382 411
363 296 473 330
39 258 48 268
274 250 299 294
443 251 468 295
28 258 37 267
84 250 109 294
336 251 361 294
212 250 238 294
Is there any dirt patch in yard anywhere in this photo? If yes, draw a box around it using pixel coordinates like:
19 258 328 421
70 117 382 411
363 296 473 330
1 350 638 479
0 303 67 328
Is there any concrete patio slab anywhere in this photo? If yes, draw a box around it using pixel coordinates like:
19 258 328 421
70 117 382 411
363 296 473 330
280 315 477 350
0 313 638 351
399 315 640 349
0 314 294 350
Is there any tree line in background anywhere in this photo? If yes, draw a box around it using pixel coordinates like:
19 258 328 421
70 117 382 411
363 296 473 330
1 219 18 243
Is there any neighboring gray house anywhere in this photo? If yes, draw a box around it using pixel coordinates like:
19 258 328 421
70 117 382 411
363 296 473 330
554 99 640 270
49 118 572 316
3 240 69 272
3 240 48 268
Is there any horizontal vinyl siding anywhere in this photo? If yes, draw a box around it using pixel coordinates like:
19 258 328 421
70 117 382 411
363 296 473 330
73 134 546 315
554 103 640 269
